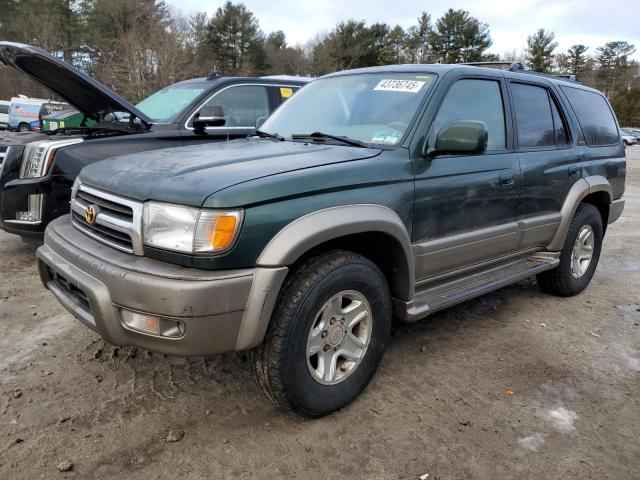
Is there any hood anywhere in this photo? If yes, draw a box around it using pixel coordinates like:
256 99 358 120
0 42 152 126
79 139 381 206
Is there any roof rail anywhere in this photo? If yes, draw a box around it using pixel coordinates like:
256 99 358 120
462 61 523 71
462 61 580 83
260 74 314 82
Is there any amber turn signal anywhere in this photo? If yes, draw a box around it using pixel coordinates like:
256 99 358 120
211 215 239 250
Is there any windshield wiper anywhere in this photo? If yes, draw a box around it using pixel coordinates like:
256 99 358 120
291 131 368 148
250 129 284 141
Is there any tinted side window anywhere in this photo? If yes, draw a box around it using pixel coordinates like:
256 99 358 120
511 83 557 148
199 85 269 128
0 104 8 114
432 79 506 150
561 86 618 146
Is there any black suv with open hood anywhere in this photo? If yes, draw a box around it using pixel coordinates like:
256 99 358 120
0 42 308 241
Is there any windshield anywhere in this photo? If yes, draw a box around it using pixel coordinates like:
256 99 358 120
136 82 208 123
261 73 436 146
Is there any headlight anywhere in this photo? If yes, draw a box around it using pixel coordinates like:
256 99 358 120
143 202 243 254
19 138 83 179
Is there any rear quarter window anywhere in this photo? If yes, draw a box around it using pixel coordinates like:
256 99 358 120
0 104 8 114
561 86 618 146
277 86 298 102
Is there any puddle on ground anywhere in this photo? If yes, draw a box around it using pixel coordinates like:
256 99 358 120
545 407 578 434
0 313 74 371
600 261 640 273
591 304 640 373
516 433 545 453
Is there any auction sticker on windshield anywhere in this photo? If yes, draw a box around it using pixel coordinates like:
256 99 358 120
374 79 425 93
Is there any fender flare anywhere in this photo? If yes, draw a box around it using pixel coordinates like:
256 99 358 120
235 205 415 350
547 175 612 251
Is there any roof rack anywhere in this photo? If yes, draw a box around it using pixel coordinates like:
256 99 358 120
462 61 580 83
462 61 523 71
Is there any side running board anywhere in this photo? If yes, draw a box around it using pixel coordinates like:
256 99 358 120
402 253 559 322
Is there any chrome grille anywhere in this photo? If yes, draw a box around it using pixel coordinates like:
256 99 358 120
70 184 143 254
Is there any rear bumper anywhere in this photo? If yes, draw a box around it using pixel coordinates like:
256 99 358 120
37 216 259 355
609 197 625 224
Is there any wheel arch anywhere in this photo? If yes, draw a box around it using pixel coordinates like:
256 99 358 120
548 176 612 251
236 205 415 351
257 204 415 301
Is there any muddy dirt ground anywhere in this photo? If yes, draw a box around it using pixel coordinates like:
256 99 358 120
1 149 639 480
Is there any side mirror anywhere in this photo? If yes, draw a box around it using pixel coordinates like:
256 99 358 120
193 105 226 134
255 116 267 129
424 120 488 157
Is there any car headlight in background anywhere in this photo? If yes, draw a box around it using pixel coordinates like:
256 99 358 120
19 138 83 179
142 202 243 254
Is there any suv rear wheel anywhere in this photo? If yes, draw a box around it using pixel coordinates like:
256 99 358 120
251 250 392 417
537 203 603 296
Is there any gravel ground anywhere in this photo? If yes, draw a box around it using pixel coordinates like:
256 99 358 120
1 148 639 480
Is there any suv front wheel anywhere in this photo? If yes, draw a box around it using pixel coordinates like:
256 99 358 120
537 203 604 296
251 250 392 417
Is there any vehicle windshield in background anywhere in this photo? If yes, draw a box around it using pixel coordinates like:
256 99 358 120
135 82 208 123
261 73 436 146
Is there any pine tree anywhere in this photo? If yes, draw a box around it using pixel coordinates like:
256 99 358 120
429 9 492 63
525 29 558 73
205 1 262 75
567 44 589 77
406 12 432 63
596 41 636 96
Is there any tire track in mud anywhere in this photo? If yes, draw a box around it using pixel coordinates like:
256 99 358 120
70 339 256 430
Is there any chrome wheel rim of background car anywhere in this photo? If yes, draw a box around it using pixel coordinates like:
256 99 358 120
306 290 373 385
571 224 595 278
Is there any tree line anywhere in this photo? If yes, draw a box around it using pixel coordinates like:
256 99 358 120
1 0 638 126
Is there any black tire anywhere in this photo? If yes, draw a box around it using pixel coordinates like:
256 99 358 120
18 123 31 132
537 203 603 296
251 250 392 417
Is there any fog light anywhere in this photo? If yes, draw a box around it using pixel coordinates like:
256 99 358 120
120 309 185 338
15 194 44 223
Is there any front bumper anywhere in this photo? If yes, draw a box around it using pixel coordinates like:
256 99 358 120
0 143 72 237
37 216 257 355
609 197 625 224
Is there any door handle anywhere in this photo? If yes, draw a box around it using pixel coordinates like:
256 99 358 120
499 173 515 186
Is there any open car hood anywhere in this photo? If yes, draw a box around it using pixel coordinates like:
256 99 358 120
0 42 152 126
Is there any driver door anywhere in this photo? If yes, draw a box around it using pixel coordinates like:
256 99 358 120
410 75 521 280
183 84 270 142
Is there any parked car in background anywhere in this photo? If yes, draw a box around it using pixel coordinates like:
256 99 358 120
621 128 640 145
8 96 68 131
0 42 309 243
37 64 625 417
42 107 96 133
0 100 9 129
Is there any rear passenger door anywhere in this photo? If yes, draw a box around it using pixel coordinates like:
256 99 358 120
559 86 624 197
509 80 579 249
411 75 521 280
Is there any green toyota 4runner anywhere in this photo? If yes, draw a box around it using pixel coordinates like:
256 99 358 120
37 64 626 417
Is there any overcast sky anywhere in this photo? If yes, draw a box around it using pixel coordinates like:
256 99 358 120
167 0 640 60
